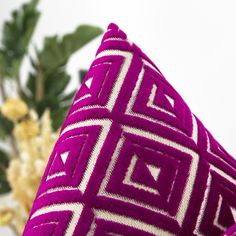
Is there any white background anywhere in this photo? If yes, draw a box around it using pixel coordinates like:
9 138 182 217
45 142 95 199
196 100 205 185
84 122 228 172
1 0 236 235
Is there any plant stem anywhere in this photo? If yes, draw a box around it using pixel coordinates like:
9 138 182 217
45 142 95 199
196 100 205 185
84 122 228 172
9 223 20 236
9 136 18 159
16 74 23 98
35 64 44 102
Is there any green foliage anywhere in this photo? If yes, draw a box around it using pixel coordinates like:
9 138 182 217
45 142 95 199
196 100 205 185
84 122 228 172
25 25 103 130
0 114 13 140
0 0 103 194
0 117 12 194
38 25 103 71
79 69 88 84
0 0 40 78
0 150 10 194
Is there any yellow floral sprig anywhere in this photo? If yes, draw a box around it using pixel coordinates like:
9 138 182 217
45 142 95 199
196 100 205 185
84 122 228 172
0 99 58 235
0 209 13 226
1 99 28 122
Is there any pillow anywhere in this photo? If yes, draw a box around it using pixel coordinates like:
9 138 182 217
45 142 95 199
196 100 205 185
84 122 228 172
23 23 236 236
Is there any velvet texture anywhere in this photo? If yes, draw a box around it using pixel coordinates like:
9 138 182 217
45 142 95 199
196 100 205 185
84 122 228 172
23 23 236 236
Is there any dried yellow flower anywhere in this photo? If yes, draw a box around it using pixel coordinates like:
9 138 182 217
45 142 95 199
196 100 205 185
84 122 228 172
1 98 28 122
13 119 39 140
0 209 14 226
5 110 58 234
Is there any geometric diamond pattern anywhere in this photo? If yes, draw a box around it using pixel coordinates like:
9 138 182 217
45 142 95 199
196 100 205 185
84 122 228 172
23 23 236 236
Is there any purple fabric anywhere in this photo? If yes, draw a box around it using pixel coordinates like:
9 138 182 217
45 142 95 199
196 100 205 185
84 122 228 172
224 224 236 236
23 23 236 236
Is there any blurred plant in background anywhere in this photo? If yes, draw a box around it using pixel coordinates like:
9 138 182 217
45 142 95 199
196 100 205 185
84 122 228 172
0 0 103 234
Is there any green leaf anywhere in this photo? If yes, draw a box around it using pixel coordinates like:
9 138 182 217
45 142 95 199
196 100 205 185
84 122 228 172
0 150 9 168
0 172 11 194
61 25 103 57
0 0 40 78
0 150 10 194
38 25 103 71
44 69 70 97
35 97 60 117
0 51 5 76
26 72 37 97
24 24 103 130
51 106 70 130
79 69 88 83
0 114 13 140
59 90 76 102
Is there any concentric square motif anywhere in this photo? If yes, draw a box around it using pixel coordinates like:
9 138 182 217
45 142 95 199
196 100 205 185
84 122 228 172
23 23 236 236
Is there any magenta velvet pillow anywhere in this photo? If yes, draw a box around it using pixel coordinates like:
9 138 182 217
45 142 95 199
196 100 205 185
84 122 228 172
23 23 236 236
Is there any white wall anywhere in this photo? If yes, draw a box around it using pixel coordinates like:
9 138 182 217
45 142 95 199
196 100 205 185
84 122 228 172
0 0 236 234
